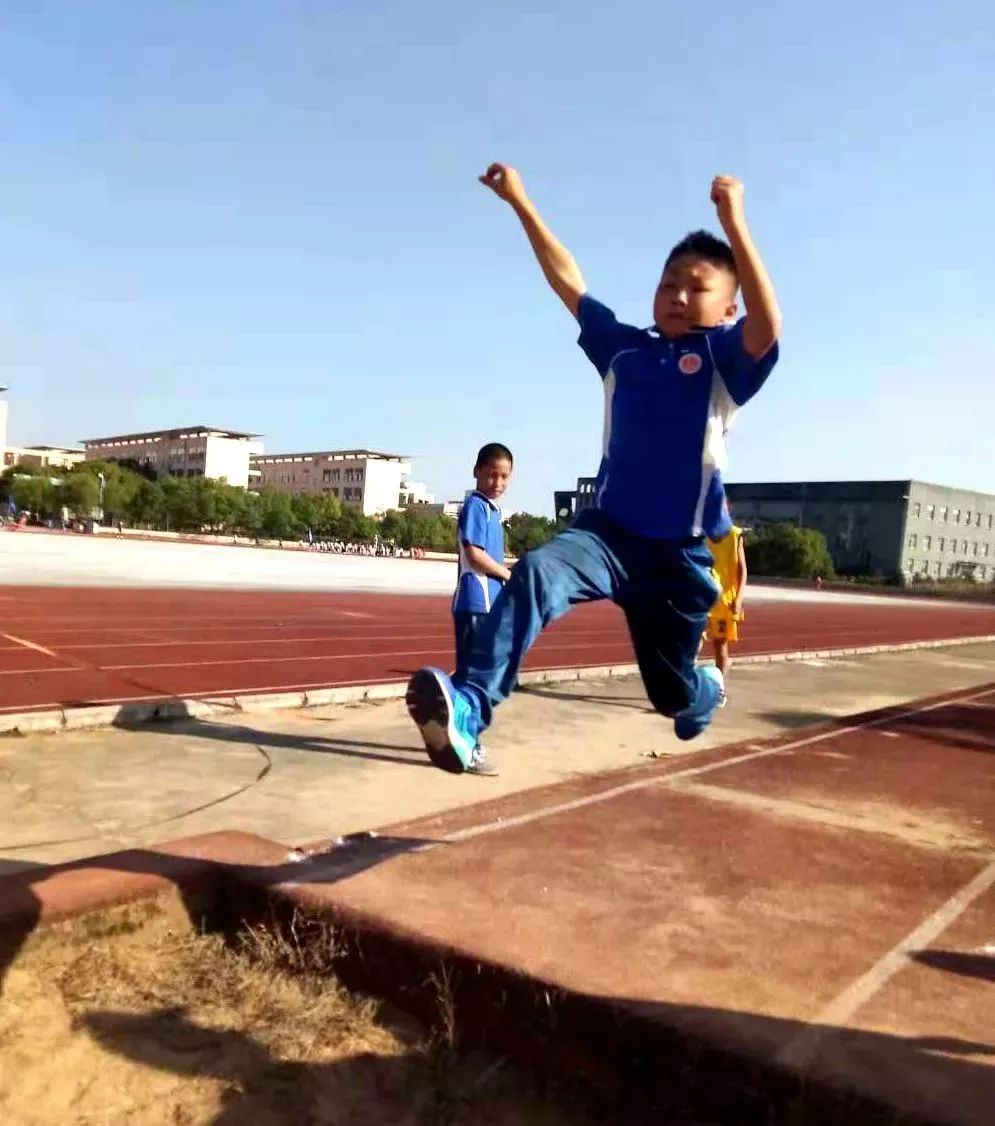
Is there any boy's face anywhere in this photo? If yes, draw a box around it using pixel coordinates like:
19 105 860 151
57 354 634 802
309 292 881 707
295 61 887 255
653 255 738 340
475 456 512 501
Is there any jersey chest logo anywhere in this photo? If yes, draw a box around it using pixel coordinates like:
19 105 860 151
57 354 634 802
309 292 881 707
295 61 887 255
678 352 703 375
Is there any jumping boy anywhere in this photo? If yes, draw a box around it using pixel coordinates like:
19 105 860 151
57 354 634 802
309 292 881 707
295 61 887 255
705 521 747 696
407 163 781 773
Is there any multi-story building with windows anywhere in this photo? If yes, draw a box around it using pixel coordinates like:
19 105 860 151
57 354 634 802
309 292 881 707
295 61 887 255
553 476 995 580
249 448 433 517
724 479 995 580
82 426 261 488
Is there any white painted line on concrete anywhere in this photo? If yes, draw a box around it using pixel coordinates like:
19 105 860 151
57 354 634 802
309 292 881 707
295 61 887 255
776 858 995 1072
443 685 995 843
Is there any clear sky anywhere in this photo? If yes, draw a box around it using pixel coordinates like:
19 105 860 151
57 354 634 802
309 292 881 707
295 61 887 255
2 0 993 515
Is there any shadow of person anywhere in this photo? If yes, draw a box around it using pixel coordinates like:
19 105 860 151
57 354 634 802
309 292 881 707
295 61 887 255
0 833 440 999
116 714 436 769
83 1007 427 1125
910 948 995 983
0 874 41 1000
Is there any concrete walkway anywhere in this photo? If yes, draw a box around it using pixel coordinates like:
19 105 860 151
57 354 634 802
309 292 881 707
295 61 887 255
3 641 994 871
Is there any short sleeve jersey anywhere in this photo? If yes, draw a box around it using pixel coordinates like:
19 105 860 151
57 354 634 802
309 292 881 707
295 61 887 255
576 295 778 540
453 491 505 613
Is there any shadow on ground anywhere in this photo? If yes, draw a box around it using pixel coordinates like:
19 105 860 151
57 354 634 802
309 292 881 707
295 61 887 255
118 714 432 769
0 834 439 1000
79 987 995 1125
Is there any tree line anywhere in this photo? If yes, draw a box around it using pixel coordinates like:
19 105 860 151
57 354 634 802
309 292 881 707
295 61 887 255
1 461 841 574
0 460 562 556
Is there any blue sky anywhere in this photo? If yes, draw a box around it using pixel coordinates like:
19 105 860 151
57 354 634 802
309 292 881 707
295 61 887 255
2 0 993 515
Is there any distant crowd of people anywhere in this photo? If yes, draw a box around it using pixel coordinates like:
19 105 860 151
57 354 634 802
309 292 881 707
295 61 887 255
302 536 427 559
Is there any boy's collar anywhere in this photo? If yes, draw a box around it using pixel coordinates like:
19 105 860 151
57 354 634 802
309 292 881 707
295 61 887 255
646 324 712 339
472 489 501 510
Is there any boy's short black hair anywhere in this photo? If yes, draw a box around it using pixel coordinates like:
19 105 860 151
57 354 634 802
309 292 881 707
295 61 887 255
664 230 737 278
475 442 513 470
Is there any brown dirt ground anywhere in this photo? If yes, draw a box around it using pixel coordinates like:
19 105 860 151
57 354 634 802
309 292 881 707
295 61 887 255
0 897 597 1125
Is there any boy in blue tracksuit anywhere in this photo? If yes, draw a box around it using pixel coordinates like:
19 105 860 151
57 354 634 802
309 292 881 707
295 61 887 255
453 443 513 675
407 164 781 774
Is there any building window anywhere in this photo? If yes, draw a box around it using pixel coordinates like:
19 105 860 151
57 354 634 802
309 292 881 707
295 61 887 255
933 560 942 576
322 469 331 483
938 537 945 552
907 560 915 573
973 542 979 556
953 508 961 523
984 544 991 558
912 502 921 518
975 512 982 527
922 535 931 550
926 504 935 520
940 506 948 521
988 515 993 530
908 533 917 548
951 540 958 554
965 510 972 524
962 540 969 554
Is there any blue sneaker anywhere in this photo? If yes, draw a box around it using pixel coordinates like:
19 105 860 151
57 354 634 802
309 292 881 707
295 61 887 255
673 666 725 742
405 667 477 773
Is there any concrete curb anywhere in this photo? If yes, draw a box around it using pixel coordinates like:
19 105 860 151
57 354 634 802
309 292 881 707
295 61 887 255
3 632 994 738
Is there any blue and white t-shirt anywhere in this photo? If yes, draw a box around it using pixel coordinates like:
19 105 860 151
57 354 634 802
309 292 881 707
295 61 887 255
453 491 505 613
577 295 778 540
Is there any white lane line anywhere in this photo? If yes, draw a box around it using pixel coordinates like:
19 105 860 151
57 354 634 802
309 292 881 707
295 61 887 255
443 685 995 842
89 639 631 673
0 627 629 653
1 632 64 659
777 858 995 1071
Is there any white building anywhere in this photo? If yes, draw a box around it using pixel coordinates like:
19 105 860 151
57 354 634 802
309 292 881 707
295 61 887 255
4 445 85 471
0 388 85 474
250 448 433 517
0 386 8 471
82 426 261 488
399 477 435 508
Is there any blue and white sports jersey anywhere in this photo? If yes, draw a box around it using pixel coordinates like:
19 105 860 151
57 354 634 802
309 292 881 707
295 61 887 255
577 295 778 540
453 491 505 613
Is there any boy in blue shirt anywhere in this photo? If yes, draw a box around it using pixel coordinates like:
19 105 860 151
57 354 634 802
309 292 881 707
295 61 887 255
408 164 781 774
453 442 513 675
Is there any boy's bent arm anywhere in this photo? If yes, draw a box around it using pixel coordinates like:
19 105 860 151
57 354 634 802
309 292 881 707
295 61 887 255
464 543 513 583
711 176 782 359
480 163 587 318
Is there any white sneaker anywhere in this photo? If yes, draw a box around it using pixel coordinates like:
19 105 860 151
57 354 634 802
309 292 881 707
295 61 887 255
467 745 499 777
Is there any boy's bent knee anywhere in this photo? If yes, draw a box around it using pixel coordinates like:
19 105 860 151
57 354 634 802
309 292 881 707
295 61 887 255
643 682 692 718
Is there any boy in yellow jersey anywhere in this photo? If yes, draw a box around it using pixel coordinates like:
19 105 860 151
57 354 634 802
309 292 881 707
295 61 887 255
706 524 747 698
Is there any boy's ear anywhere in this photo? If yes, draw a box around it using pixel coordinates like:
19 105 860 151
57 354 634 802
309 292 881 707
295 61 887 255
724 299 738 323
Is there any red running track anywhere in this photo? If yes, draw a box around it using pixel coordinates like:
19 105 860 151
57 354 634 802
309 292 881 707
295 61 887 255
1 585 994 714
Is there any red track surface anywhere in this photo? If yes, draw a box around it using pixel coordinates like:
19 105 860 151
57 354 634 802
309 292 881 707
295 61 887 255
1 585 994 714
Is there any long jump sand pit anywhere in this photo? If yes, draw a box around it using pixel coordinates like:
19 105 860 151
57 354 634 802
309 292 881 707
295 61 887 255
0 894 596 1126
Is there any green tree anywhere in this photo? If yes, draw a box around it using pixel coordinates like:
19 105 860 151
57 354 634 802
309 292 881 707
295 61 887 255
745 523 835 579
259 488 298 540
504 512 556 557
11 475 58 518
74 461 142 524
232 489 264 537
126 479 167 528
58 473 101 519
378 509 406 545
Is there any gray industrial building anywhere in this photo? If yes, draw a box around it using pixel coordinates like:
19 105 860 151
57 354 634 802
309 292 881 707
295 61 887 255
725 480 995 580
554 477 995 581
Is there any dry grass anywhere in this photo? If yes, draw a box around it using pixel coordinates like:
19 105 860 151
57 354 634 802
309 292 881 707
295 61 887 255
0 897 596 1125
